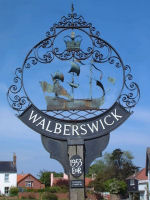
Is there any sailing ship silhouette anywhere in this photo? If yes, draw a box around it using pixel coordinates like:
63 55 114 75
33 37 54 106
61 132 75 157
40 60 106 111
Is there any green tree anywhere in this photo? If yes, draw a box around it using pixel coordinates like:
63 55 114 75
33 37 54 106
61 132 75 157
104 178 127 195
9 187 19 196
38 170 51 187
52 172 63 177
38 170 63 187
108 149 138 180
87 160 105 177
90 148 138 194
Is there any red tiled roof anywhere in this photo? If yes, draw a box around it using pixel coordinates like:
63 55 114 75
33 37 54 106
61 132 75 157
17 174 44 184
127 168 148 180
17 174 29 183
136 168 147 180
85 178 92 187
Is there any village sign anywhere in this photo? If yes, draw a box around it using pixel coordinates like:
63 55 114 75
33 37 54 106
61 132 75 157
7 4 140 198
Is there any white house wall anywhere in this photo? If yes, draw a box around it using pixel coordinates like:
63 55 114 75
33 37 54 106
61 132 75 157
0 173 17 195
138 180 148 200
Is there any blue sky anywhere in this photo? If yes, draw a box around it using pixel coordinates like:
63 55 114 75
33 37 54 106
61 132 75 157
0 0 150 176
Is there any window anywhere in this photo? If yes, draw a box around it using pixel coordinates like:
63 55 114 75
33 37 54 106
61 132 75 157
4 187 9 195
130 179 135 185
25 181 33 188
4 173 9 182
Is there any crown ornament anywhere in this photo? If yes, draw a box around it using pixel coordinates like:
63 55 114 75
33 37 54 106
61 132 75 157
64 32 82 51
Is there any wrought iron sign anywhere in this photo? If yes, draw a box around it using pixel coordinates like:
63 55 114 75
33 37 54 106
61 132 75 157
7 4 140 178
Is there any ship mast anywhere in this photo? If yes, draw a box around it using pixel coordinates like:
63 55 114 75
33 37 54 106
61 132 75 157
68 59 80 99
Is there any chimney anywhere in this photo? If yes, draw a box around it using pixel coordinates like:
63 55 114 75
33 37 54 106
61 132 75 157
50 173 54 187
63 173 68 180
13 153 16 167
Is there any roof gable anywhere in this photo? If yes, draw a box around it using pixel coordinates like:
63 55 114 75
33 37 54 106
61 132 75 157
17 174 42 184
0 161 17 173
17 174 28 183
136 168 147 180
127 168 147 180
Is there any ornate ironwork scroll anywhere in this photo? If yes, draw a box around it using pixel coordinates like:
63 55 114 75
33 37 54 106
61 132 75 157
7 6 140 121
118 65 140 112
7 68 31 115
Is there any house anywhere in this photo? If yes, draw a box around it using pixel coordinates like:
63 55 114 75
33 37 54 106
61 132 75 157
0 153 17 195
146 147 150 200
127 168 149 200
17 173 45 190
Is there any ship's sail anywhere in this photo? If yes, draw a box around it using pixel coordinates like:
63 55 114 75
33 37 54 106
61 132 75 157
96 80 105 96
53 81 72 99
69 61 80 76
40 81 71 99
68 61 80 97
68 82 79 88
39 81 53 93
52 72 64 82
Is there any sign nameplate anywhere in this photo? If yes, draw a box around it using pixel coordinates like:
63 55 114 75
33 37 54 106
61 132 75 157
19 102 130 140
71 180 84 188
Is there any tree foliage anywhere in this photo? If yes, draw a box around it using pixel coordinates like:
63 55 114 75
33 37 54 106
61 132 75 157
104 178 127 194
54 179 69 188
38 170 63 187
107 149 138 180
9 187 19 196
87 160 105 177
88 148 138 195
38 170 51 187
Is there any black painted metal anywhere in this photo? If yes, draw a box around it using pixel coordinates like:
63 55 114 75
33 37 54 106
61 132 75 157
41 133 109 174
7 8 140 119
84 134 110 173
18 102 130 140
41 136 69 174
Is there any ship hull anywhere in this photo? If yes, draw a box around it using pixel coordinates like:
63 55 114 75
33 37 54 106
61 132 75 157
45 96 104 111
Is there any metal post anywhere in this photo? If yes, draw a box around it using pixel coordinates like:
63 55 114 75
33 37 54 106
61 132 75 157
68 145 85 200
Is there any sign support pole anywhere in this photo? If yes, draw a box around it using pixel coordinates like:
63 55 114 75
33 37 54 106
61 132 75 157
68 145 85 200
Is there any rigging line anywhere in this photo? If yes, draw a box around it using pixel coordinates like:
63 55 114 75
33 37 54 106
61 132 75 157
91 63 103 79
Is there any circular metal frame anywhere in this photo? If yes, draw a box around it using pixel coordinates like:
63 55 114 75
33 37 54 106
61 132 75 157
7 10 140 120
